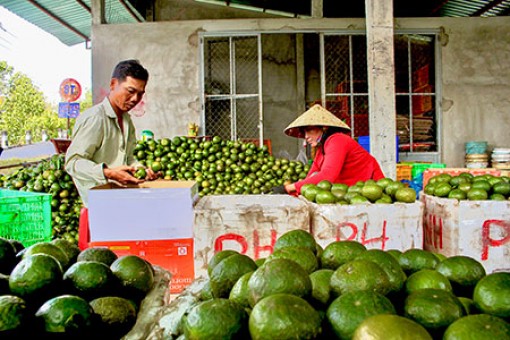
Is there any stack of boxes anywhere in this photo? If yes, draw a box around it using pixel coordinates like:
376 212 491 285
87 181 198 294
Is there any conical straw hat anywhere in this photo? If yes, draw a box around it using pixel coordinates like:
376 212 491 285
284 104 351 138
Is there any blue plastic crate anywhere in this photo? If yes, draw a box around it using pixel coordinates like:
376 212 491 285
358 136 400 162
0 189 52 246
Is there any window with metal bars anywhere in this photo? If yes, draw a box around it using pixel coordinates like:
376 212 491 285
321 32 438 154
201 31 438 157
201 35 262 141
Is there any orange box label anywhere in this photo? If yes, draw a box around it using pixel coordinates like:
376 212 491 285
89 238 194 294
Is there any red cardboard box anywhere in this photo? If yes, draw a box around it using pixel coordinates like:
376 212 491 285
89 238 194 294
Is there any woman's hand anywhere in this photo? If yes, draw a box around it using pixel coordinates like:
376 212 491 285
284 183 297 194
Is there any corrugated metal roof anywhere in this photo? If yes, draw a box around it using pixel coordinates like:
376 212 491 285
200 0 510 18
0 0 508 47
0 0 143 46
440 0 510 17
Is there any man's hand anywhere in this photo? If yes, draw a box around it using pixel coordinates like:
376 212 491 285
104 165 142 185
145 167 159 181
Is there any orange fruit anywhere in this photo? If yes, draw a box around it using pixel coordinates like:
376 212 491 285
404 288 465 336
435 255 486 298
443 314 510 340
326 290 396 339
353 314 432 340
330 260 391 297
405 269 452 295
399 249 440 275
320 241 367 270
473 272 510 319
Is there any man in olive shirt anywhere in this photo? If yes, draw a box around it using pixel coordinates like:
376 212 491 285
65 60 156 248
65 59 156 206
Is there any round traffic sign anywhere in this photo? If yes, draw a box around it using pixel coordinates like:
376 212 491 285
59 78 82 102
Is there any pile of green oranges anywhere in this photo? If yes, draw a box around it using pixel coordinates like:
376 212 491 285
167 230 510 339
424 173 510 201
301 178 417 204
133 136 310 196
1 154 81 243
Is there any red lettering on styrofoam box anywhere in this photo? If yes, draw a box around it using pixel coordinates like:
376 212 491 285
335 221 389 250
214 233 248 254
335 222 358 241
481 219 510 261
360 220 389 250
213 230 277 260
253 229 277 259
424 214 443 249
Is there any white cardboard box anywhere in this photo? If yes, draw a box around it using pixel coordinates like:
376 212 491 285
193 195 311 279
308 199 424 252
88 180 197 242
422 193 510 273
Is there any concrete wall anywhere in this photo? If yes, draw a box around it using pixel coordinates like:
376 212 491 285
91 16 510 167
154 0 278 21
435 17 510 167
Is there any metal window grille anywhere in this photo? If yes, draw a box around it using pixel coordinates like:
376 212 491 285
201 31 438 157
321 32 438 154
201 35 262 141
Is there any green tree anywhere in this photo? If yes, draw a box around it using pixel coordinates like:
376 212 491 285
0 61 66 145
79 89 93 112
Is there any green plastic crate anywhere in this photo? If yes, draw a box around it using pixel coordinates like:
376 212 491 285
0 189 52 246
411 163 446 179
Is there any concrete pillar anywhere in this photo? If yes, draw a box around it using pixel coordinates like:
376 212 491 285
311 0 323 18
365 0 397 180
91 0 106 25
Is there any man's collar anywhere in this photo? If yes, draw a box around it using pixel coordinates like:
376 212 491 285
103 96 119 118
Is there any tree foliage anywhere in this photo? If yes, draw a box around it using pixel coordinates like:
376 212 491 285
79 89 93 112
0 60 67 145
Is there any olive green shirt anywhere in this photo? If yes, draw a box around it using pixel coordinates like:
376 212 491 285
65 97 139 207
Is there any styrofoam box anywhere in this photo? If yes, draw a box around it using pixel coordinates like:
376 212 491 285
422 193 510 273
308 199 424 252
193 195 311 279
88 180 198 242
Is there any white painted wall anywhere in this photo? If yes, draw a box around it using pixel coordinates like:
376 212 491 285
91 16 510 168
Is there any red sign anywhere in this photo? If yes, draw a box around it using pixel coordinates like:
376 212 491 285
59 78 82 102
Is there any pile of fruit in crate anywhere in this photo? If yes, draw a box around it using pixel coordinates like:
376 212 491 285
0 237 156 337
300 178 417 204
160 229 510 339
0 137 311 245
132 136 309 196
0 154 81 243
424 173 510 201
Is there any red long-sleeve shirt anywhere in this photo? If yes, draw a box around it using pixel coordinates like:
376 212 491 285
294 132 385 193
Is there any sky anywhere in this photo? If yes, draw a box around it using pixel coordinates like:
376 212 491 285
0 6 91 104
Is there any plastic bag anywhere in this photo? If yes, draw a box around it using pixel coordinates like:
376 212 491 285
296 148 308 164
142 277 209 339
122 266 172 340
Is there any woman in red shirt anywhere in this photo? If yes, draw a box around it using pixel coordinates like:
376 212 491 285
274 104 385 195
